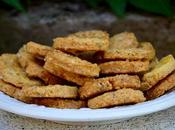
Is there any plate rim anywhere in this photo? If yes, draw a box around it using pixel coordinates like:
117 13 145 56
0 91 175 122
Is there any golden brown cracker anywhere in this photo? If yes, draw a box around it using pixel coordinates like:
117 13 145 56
45 50 100 77
99 60 149 74
103 42 155 60
109 32 139 49
88 88 146 109
146 72 175 100
0 54 42 88
79 75 141 99
34 98 86 109
26 41 52 57
22 84 78 98
53 30 109 51
109 74 141 89
44 57 93 85
79 78 113 99
141 55 175 91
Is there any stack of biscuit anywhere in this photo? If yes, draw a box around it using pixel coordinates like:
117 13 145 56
0 30 175 109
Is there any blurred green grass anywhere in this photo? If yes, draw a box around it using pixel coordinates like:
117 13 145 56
0 0 174 17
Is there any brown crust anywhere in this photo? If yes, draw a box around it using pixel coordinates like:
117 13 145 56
34 98 86 109
26 41 52 57
53 30 109 51
99 60 149 74
146 72 175 100
22 85 78 98
44 56 93 85
88 88 146 109
79 75 141 99
141 55 175 91
0 54 42 88
103 42 155 60
45 50 100 77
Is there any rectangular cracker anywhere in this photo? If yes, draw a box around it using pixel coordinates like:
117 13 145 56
0 54 42 88
99 60 149 74
22 84 78 98
44 56 93 85
88 88 146 109
45 50 100 77
103 42 155 60
79 74 141 99
26 41 52 57
53 30 109 51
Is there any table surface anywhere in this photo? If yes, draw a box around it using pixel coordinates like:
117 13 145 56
0 107 175 130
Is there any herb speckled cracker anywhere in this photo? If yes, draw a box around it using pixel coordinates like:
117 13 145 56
53 30 109 51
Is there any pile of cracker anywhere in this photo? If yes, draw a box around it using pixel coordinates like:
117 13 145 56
0 30 175 109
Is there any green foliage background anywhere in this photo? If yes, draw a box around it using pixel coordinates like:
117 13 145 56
0 0 174 17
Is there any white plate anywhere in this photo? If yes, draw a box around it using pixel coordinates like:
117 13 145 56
0 91 175 125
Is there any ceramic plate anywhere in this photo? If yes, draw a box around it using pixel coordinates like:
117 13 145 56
0 91 175 125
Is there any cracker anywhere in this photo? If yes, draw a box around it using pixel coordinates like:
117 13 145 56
103 42 155 60
141 55 175 91
53 30 109 51
109 32 139 49
26 41 52 58
22 85 78 98
44 57 92 85
88 88 146 109
79 75 140 99
34 98 86 109
146 72 175 100
45 50 100 77
0 54 42 88
26 61 63 85
99 60 149 74
79 79 113 100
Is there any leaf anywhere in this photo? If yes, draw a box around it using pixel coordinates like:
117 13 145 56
106 0 127 17
129 0 173 17
1 0 25 12
85 0 101 8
